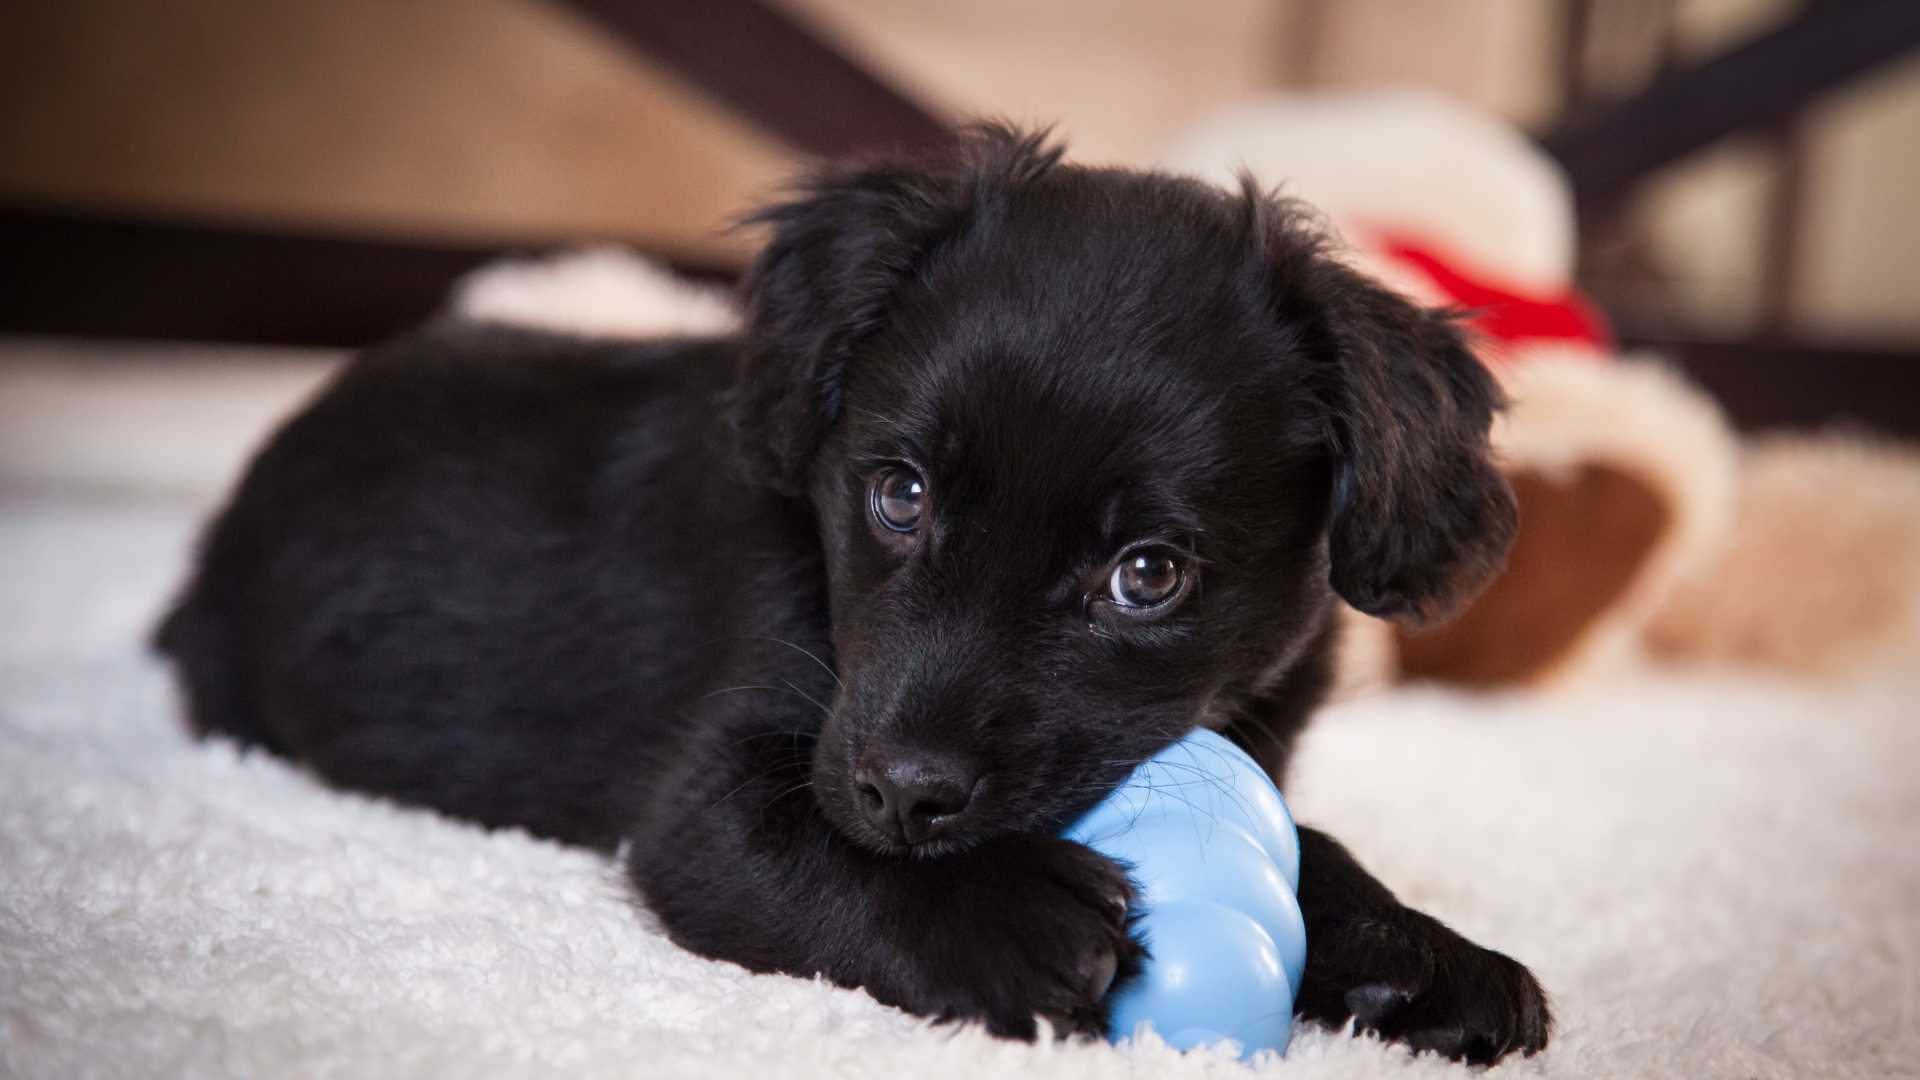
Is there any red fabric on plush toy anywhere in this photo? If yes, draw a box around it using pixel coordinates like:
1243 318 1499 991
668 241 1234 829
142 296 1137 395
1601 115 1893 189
1367 231 1612 354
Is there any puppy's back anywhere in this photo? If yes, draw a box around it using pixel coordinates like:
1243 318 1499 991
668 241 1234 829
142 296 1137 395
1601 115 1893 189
153 322 743 844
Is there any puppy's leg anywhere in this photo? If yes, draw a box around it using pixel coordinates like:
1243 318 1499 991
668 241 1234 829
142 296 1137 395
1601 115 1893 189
1293 827 1551 1063
1221 671 1550 1065
627 696 1143 1038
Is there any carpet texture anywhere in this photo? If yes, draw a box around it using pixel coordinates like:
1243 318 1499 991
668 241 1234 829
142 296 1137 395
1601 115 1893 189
3 341 1917 1079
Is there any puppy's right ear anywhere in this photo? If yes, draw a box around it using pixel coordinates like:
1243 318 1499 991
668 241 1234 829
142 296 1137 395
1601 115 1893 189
729 125 1065 494
726 163 956 494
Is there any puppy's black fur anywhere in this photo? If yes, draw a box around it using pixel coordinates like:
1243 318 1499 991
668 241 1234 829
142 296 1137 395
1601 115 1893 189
156 127 1549 1062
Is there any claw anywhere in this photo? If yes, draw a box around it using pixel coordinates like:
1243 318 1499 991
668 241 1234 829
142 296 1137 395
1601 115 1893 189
1344 983 1412 1027
1080 949 1119 1000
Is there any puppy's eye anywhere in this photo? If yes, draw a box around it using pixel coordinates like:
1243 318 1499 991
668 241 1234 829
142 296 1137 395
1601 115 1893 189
871 467 926 532
1107 547 1185 608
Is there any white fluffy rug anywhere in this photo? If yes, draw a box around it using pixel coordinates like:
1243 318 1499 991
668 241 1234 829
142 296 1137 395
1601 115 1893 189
4 335 1918 1080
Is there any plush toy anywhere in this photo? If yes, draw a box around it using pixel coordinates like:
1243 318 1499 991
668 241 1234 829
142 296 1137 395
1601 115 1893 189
1162 92 1738 691
1063 728 1305 1060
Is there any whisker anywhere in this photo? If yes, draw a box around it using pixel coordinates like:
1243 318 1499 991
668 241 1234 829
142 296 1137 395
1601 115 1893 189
726 729 816 752
1096 754 1255 802
750 635 843 689
779 677 830 716
1132 757 1261 821
754 777 816 823
705 759 794 812
702 684 830 719
678 633 843 690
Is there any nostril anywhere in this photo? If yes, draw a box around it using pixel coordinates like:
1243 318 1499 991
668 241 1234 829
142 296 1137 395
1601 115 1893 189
852 767 905 845
902 779 974 823
855 751 982 846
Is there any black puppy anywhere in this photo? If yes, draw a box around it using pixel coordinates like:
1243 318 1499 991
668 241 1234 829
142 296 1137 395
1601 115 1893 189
156 127 1549 1063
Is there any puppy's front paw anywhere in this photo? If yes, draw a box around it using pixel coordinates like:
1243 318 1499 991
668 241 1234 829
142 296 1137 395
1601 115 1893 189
883 837 1144 1039
1302 908 1550 1065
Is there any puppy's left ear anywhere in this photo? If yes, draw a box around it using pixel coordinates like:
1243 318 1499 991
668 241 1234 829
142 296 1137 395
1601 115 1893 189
1259 201 1517 623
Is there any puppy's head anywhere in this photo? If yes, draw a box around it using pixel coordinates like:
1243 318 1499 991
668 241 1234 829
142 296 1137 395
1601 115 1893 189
730 126 1515 856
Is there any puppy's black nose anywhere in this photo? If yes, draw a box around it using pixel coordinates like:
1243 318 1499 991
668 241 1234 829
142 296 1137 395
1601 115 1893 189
854 751 979 846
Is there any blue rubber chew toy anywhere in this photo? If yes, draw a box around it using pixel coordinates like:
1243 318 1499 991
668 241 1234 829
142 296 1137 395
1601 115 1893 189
1061 728 1306 1060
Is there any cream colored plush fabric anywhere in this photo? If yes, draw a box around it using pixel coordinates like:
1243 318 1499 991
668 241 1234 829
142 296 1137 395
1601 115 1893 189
1648 433 1920 678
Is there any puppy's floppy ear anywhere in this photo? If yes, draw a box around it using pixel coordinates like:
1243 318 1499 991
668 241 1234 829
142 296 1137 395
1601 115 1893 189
1253 190 1517 623
729 125 1065 494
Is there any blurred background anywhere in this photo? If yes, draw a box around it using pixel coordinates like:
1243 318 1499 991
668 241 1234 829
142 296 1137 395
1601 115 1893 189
2 0 1918 438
